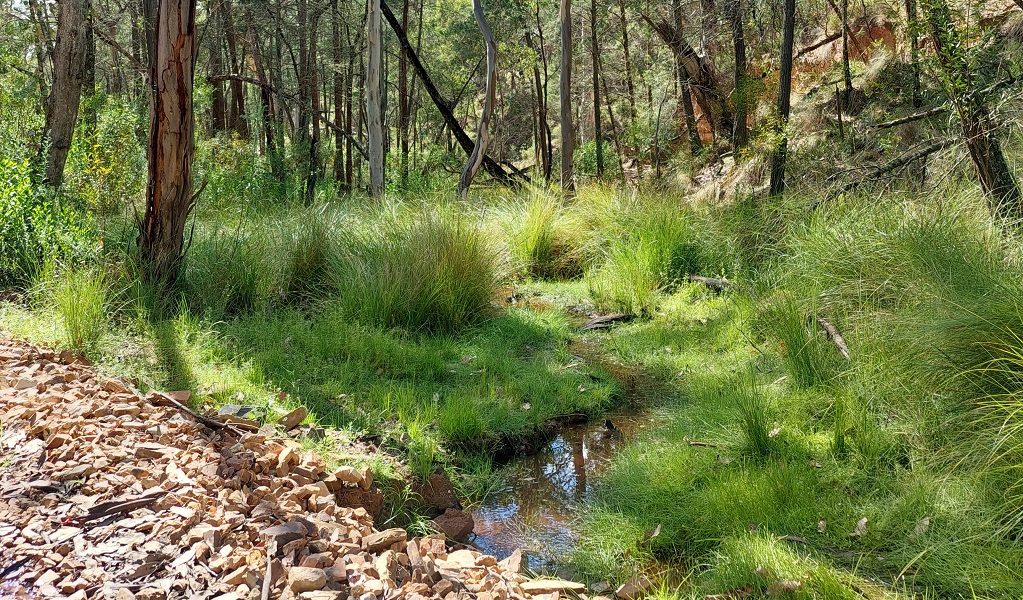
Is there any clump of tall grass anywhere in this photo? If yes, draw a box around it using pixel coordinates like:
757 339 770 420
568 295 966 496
759 294 843 388
327 211 499 333
729 371 774 457
587 202 734 314
180 228 275 319
501 192 585 279
33 264 109 352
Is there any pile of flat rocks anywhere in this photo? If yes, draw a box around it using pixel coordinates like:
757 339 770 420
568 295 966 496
0 335 590 600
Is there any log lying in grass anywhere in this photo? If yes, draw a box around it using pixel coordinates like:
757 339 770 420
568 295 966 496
687 275 735 292
810 138 953 210
872 106 946 129
580 313 633 331
810 315 851 360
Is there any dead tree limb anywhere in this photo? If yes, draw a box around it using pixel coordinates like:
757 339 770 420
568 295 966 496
795 30 843 59
318 111 369 160
380 0 522 186
811 315 851 360
810 138 953 209
872 106 945 129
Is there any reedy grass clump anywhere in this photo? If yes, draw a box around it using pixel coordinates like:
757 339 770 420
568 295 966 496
500 191 586 280
586 199 735 314
327 210 499 333
32 264 109 352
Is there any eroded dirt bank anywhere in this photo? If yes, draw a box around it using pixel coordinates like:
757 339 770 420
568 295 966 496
0 334 589 600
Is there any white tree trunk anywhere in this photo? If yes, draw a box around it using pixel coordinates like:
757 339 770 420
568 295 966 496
366 0 384 197
457 0 497 199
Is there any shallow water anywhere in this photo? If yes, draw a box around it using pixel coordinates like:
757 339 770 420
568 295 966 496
469 412 652 574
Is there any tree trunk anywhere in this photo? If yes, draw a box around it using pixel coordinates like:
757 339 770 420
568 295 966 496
526 29 551 181
398 0 411 186
922 0 1022 220
40 0 88 188
367 0 385 197
307 10 321 203
247 17 282 178
138 0 197 289
769 0 795 197
905 0 921 108
672 0 701 155
589 0 603 178
616 0 636 129
457 0 497 198
727 0 748 150
332 0 345 184
82 0 96 138
559 0 574 192
841 0 852 102
645 15 732 140
208 7 227 133
222 0 247 137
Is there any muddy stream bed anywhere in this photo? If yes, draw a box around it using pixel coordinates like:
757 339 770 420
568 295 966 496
468 411 654 575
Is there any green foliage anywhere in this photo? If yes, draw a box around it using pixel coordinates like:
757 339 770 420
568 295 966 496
587 200 734 314
0 159 98 286
501 191 584 280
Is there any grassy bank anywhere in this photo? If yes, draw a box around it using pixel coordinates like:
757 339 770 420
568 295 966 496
568 191 1023 598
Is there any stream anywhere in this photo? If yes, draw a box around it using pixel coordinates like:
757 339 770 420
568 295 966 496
469 412 653 575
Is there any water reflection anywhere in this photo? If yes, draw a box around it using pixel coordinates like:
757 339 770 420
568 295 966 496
470 413 649 573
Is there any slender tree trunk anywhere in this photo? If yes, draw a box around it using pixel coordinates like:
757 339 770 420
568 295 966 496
559 0 574 192
526 30 551 181
208 6 227 133
589 0 603 178
841 0 852 102
618 0 637 128
367 0 384 197
398 0 411 186
40 0 88 188
534 5 554 180
247 18 282 178
307 10 321 203
138 0 197 289
769 0 796 197
905 0 921 108
727 0 748 150
922 0 1022 220
672 0 701 155
222 0 247 137
457 0 497 198
332 0 345 184
82 0 96 139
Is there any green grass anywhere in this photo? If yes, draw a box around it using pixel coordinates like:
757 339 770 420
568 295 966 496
4 175 1023 599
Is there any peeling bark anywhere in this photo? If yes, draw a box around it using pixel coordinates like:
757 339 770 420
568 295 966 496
137 0 198 288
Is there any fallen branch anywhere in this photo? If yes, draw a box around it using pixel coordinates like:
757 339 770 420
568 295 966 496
147 391 244 436
683 436 719 448
872 106 945 129
580 313 633 331
687 275 734 292
72 490 168 526
810 315 851 360
795 31 843 59
318 111 370 160
811 138 953 209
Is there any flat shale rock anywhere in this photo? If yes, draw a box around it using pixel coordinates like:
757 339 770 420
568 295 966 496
0 333 588 600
